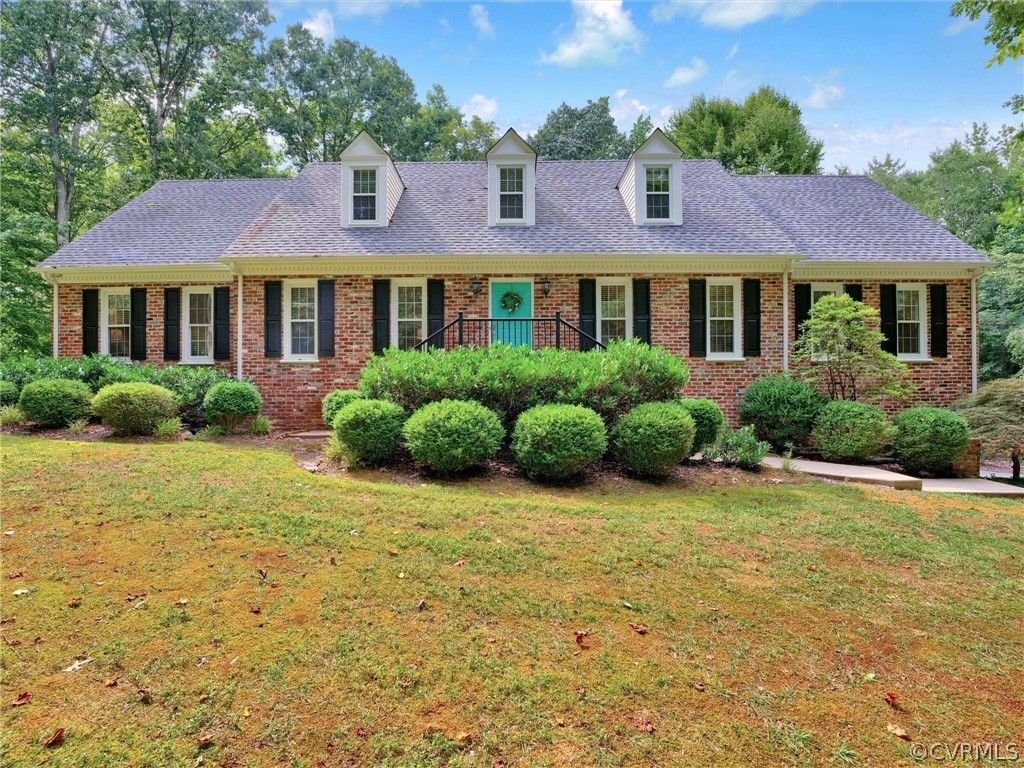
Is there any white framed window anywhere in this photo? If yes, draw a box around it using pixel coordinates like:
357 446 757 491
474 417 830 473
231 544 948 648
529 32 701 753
183 288 214 364
101 289 131 359
391 279 426 351
597 279 632 344
645 166 670 220
283 280 317 362
810 283 843 308
707 278 742 360
498 166 525 222
352 168 377 222
896 284 928 360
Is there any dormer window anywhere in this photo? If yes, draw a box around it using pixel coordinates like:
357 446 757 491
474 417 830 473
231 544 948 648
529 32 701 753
352 169 377 222
645 167 670 220
499 167 525 221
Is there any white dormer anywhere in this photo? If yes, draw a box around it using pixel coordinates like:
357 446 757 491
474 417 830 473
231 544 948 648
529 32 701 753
339 131 404 228
487 128 537 227
617 128 683 226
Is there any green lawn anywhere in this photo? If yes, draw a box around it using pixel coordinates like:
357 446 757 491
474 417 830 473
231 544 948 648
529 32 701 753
2 436 1022 767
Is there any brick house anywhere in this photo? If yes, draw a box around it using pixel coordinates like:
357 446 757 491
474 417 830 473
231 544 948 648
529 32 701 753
36 129 991 429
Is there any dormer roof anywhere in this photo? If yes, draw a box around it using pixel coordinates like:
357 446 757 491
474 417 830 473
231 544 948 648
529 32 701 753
486 128 538 164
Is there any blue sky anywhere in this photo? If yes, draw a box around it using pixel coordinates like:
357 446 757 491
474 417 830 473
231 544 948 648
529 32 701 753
266 1 1023 171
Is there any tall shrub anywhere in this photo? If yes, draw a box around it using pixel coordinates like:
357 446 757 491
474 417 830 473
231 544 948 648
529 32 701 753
891 407 970 476
812 400 892 463
739 374 826 450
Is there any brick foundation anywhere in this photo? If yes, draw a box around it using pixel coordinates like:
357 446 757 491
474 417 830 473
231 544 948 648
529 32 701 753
56 274 977 431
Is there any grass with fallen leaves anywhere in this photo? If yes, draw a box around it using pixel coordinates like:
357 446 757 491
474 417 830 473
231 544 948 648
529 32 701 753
1 435 1022 767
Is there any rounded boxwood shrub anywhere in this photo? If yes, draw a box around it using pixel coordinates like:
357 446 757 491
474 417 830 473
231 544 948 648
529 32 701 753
740 374 826 450
511 404 607 480
321 389 364 428
402 399 504 474
18 379 92 427
92 382 176 435
202 381 262 433
0 380 18 406
675 398 725 457
612 402 695 477
812 400 892 463
333 399 407 466
891 406 970 476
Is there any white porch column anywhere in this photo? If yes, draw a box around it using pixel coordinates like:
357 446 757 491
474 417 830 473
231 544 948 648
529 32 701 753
236 272 244 380
782 266 790 371
51 280 59 358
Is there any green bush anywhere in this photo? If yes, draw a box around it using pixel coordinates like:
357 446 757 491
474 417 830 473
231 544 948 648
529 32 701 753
92 382 177 435
202 381 262 433
511 404 607 480
18 379 92 427
812 401 892 463
0 380 18 406
402 399 504 474
358 340 689 426
891 407 970 476
612 402 695 477
154 417 184 439
332 399 407 466
321 390 364 428
675 398 725 456
740 374 827 450
707 425 770 470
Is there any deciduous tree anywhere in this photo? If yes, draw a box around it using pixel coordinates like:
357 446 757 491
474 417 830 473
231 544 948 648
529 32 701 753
531 97 628 160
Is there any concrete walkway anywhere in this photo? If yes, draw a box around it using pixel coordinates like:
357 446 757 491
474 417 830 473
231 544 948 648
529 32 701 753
762 455 1024 498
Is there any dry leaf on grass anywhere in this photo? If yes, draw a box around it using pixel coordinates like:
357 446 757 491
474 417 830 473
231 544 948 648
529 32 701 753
886 723 910 740
628 622 648 635
43 728 64 747
11 692 31 707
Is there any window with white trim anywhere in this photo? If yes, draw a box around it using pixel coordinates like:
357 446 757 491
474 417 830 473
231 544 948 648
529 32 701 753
707 279 741 359
597 280 631 343
101 290 131 359
352 168 377 222
184 288 214 364
284 281 317 361
499 167 524 221
896 285 927 359
645 166 670 220
810 283 843 308
391 279 426 351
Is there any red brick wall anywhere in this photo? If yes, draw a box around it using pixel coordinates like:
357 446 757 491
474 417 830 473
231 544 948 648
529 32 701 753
55 275 976 430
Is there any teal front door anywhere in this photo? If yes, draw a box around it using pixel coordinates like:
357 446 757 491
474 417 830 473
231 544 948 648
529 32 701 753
490 281 533 347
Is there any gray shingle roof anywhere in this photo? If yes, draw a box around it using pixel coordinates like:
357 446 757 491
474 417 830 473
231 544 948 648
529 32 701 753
221 159 799 259
38 178 291 268
38 161 989 270
733 174 991 263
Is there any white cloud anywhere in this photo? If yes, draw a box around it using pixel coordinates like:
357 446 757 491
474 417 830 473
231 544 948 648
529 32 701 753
469 4 495 39
540 0 645 67
438 17 453 35
301 9 335 38
720 68 755 97
651 1 816 29
808 118 975 172
609 90 674 130
803 70 847 110
335 1 416 21
664 57 709 88
727 42 739 60
942 17 976 36
461 93 499 121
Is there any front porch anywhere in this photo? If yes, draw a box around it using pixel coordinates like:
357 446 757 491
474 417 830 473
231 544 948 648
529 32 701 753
413 312 605 351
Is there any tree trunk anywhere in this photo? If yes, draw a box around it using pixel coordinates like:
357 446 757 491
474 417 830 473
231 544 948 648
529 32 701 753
1013 451 1020 482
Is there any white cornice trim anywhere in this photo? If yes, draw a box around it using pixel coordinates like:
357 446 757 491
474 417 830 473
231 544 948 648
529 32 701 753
791 261 992 280
223 254 805 276
34 264 233 285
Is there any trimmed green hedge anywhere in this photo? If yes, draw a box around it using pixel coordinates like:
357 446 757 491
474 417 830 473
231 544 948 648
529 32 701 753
812 401 892 463
892 407 970 476
740 374 826 450
18 379 92 427
358 340 689 426
612 402 695 477
203 381 262 433
333 399 407 466
403 399 504 474
92 382 177 435
675 398 725 457
0 380 18 407
511 404 607 480
321 390 364 428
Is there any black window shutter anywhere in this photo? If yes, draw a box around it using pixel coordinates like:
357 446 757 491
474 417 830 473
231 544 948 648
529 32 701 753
372 279 390 354
930 284 948 358
164 288 181 360
689 279 707 357
264 281 282 358
879 284 898 355
317 279 335 358
426 279 445 349
213 286 231 360
742 278 761 357
794 283 811 338
579 278 597 350
844 284 863 302
130 288 147 360
632 278 651 344
82 289 99 355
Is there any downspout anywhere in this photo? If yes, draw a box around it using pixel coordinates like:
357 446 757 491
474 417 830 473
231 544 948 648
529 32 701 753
226 261 244 381
970 271 979 392
51 276 59 359
782 261 792 371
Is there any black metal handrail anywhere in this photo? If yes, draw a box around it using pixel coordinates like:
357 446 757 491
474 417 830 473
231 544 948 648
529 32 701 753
412 312 606 351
